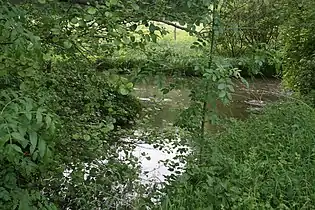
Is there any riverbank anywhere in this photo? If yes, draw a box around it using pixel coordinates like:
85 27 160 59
158 101 315 209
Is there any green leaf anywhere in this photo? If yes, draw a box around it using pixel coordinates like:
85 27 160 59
38 139 46 158
219 91 226 98
131 2 140 10
38 0 46 4
10 144 23 154
71 17 78 24
0 70 8 77
227 85 235 92
144 34 151 42
29 132 37 154
83 134 91 141
119 85 129 95
130 24 137 31
36 109 43 125
107 123 114 131
149 24 155 33
218 83 226 90
212 74 217 82
122 37 130 44
25 99 33 112
105 12 112 17
179 20 186 26
18 193 32 210
84 15 93 21
43 53 51 61
187 1 192 8
12 132 25 142
151 34 157 43
227 92 232 101
0 188 10 201
63 40 72 49
72 134 80 140
45 115 52 129
126 82 133 89
45 147 52 159
87 7 97 15
25 112 32 121
241 77 249 88
51 28 60 35
109 0 118 5
32 150 38 161
0 134 10 147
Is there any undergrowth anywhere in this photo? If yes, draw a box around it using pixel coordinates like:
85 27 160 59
160 101 315 209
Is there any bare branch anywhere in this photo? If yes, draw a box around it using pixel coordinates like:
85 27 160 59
151 19 198 35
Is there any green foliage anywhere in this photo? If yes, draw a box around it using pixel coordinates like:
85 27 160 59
27 59 143 209
100 26 282 78
2 0 315 208
96 40 207 77
227 46 283 78
281 0 315 95
217 0 283 56
0 0 145 208
161 102 315 209
0 90 57 209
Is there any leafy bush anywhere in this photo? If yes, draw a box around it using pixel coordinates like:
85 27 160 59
161 102 315 209
0 57 144 208
282 0 315 95
32 59 143 209
229 54 281 78
0 90 57 209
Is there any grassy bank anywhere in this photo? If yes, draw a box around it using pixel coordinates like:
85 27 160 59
159 101 315 209
96 23 280 78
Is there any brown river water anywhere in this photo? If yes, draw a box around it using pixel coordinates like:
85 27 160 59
128 77 283 185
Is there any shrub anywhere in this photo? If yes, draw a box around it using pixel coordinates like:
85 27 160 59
0 90 57 209
0 57 143 209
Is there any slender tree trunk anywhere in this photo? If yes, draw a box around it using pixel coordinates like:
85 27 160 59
199 1 217 162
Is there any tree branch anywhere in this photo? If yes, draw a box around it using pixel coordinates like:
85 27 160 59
151 19 199 35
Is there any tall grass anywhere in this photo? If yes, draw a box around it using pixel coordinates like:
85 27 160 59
159 101 315 209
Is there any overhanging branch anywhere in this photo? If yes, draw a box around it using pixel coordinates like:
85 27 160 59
151 19 199 35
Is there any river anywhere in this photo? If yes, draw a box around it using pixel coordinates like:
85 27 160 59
131 77 282 185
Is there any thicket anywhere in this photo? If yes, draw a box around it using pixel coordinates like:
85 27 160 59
0 1 147 209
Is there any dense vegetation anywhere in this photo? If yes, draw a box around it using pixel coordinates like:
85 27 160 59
1 0 314 209
162 102 315 209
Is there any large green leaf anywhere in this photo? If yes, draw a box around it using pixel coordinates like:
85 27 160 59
38 139 46 158
29 131 37 154
9 144 23 154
